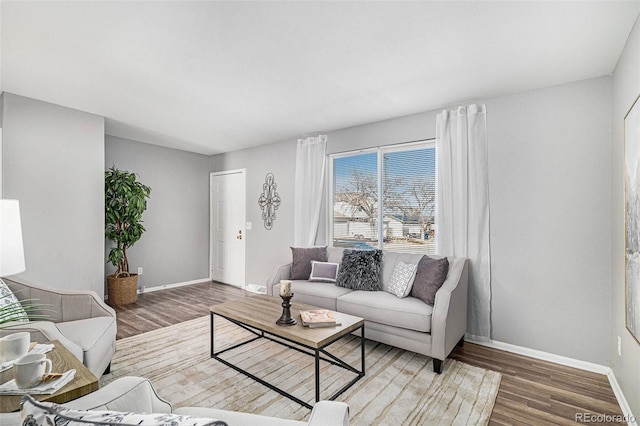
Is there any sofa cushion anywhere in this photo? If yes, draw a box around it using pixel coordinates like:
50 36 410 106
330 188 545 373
335 249 382 291
387 261 418 298
21 395 227 426
309 261 339 283
337 291 433 333
290 247 327 280
410 256 449 306
327 247 345 264
380 252 424 292
281 281 352 311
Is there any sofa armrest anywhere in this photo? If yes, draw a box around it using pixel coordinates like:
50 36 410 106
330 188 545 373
265 263 292 296
307 401 349 426
4 278 116 323
430 257 469 361
0 321 84 361
64 376 172 413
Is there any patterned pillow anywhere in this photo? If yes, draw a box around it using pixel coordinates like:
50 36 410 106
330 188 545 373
309 261 340 283
20 395 228 426
387 261 418 298
0 279 28 323
335 249 382 291
290 247 327 279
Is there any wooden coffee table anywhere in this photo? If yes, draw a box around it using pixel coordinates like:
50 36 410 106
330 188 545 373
210 294 365 409
0 340 99 412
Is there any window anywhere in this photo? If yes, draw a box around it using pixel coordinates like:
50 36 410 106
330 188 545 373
330 140 437 254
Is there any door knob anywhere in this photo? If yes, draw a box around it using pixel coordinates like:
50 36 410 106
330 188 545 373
237 230 242 240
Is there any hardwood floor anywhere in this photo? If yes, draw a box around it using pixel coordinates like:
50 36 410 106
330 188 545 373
111 281 625 425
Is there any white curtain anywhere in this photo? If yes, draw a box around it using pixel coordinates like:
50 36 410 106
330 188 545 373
436 104 491 341
294 135 327 247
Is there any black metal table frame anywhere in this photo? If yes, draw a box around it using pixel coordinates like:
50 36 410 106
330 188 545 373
210 311 365 409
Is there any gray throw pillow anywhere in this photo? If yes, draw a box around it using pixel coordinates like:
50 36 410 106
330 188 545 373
335 249 382 291
309 261 340 283
410 256 449 305
290 247 327 280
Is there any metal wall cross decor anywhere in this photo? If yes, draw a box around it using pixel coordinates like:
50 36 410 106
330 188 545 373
258 173 281 230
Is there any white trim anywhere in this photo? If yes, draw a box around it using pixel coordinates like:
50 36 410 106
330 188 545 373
607 371 639 426
138 278 210 294
470 338 637 424
470 338 610 374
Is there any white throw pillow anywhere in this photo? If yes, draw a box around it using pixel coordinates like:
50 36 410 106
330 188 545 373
387 261 418 298
20 395 227 426
0 280 28 323
309 261 340 283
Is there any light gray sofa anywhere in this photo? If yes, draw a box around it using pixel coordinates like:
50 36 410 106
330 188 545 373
0 376 350 426
0 277 116 378
267 248 468 374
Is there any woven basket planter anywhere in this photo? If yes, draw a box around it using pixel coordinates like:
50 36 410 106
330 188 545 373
107 273 138 306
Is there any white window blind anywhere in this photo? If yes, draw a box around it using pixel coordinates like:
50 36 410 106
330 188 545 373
330 140 437 255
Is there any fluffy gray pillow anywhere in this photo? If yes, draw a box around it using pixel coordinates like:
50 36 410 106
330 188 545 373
290 247 327 280
335 249 382 291
410 256 449 305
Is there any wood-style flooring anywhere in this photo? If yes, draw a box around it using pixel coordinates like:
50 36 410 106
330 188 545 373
111 281 625 425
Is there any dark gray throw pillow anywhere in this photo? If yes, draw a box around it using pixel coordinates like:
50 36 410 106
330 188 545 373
410 256 449 305
290 247 327 280
335 249 382 291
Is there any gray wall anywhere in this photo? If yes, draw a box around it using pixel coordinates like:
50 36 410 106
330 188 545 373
211 139 296 288
105 136 210 290
611 14 640 417
214 76 613 366
1 93 105 295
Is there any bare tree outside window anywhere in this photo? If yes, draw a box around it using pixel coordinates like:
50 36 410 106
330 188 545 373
332 144 436 254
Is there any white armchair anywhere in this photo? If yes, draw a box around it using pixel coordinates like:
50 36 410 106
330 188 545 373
0 277 116 377
0 376 350 426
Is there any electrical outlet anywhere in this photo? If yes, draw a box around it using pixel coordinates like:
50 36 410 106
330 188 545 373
138 267 143 276
617 335 622 357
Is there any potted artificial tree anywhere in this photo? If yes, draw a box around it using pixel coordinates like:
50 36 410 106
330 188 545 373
105 166 151 306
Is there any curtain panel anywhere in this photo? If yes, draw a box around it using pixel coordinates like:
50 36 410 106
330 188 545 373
293 135 327 247
436 104 491 341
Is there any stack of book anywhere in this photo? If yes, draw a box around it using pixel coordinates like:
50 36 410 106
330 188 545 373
299 310 341 328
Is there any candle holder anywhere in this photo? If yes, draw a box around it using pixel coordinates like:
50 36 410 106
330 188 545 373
276 294 297 326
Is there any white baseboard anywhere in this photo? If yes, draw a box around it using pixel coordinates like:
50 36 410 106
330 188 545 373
139 278 210 294
469 338 610 374
469 338 637 425
607 370 639 426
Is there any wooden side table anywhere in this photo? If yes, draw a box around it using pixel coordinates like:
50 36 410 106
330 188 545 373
0 340 99 412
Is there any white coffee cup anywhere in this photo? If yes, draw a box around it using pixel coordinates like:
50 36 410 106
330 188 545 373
14 353 52 389
0 332 30 362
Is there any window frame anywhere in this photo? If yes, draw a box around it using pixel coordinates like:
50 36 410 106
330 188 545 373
327 138 437 252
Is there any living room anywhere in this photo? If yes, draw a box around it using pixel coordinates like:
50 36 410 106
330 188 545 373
0 1 639 425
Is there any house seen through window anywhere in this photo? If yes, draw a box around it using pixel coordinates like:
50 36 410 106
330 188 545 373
330 140 436 255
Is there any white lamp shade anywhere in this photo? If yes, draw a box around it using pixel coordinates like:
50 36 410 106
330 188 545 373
0 199 26 276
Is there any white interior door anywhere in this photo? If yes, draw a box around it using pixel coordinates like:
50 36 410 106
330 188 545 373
210 170 246 287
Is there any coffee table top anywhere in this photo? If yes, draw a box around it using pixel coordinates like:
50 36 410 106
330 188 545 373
0 340 99 413
211 294 364 348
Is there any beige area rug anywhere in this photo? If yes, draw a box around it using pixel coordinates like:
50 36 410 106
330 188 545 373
102 316 501 425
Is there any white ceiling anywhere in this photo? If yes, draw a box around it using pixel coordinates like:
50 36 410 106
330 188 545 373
2 1 639 155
